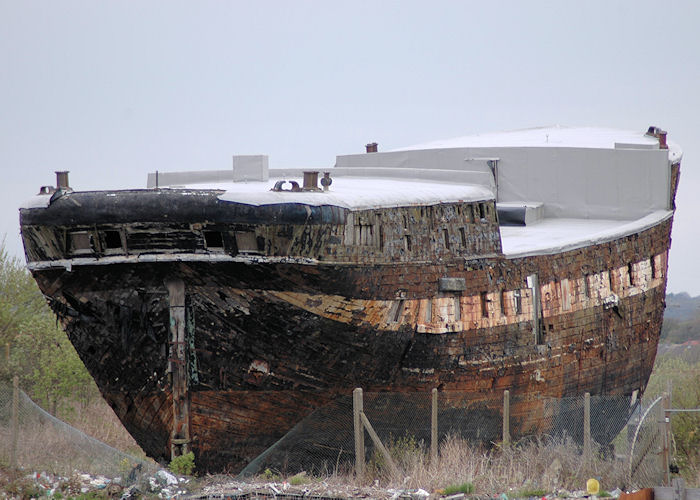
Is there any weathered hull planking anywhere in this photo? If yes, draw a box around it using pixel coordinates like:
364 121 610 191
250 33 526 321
24 215 670 471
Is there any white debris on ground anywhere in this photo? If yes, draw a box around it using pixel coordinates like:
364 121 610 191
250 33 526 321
193 478 439 499
0 468 191 499
191 477 625 499
1 468 629 499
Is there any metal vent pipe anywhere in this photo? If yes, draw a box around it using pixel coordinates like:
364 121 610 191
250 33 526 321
303 171 320 191
55 171 70 189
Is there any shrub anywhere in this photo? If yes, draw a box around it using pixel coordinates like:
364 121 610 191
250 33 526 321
169 451 196 476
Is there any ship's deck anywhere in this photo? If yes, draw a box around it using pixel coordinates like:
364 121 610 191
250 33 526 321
200 177 494 210
500 209 673 258
184 176 674 260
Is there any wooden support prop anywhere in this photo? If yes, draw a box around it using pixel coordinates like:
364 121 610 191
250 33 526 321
10 375 19 470
662 392 671 486
431 388 438 463
360 412 400 478
583 392 591 460
502 389 510 446
353 388 365 478
166 279 190 459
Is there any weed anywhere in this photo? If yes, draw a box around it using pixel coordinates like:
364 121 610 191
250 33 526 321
443 482 475 495
72 492 110 500
4 477 45 498
367 433 424 479
289 472 310 485
516 488 548 497
261 467 282 481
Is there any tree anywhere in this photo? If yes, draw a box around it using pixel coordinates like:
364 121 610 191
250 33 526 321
0 237 99 417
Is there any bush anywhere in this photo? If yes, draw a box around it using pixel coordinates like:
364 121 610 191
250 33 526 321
169 451 196 476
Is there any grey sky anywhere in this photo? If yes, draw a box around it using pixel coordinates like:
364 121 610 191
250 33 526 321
2 1 698 294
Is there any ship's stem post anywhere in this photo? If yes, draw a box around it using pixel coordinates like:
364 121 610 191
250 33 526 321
10 375 19 470
583 392 591 461
166 279 190 459
431 388 438 462
502 389 510 446
353 388 365 477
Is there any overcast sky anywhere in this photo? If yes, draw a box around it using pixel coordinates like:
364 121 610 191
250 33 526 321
2 1 698 295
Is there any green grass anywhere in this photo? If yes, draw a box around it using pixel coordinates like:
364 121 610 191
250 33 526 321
289 473 310 485
443 482 475 495
515 488 548 498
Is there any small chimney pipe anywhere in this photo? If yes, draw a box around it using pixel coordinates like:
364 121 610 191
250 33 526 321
303 171 320 191
365 142 378 153
55 171 70 190
645 126 668 150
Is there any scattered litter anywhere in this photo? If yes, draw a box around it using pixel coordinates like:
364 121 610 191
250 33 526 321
7 467 635 499
587 478 601 495
5 468 190 499
156 469 179 486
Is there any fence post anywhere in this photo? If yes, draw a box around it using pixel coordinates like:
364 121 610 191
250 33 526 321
431 388 438 463
583 392 591 461
502 390 510 446
353 388 365 477
359 412 400 477
11 375 19 470
672 477 686 500
662 392 671 486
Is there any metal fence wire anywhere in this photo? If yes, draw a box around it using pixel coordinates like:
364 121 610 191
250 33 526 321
0 381 155 479
626 396 665 489
0 382 668 488
241 390 664 487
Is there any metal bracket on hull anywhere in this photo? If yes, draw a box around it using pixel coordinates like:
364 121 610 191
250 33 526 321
166 279 191 459
527 274 543 345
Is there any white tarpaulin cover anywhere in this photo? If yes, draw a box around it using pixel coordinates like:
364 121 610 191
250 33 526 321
335 126 678 221
143 126 680 257
213 177 493 210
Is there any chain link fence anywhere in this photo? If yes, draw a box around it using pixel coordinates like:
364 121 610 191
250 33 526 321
241 390 668 489
1 380 670 489
0 380 155 479
625 396 666 489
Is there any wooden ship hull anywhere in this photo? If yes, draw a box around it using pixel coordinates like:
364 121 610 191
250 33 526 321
19 126 681 472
